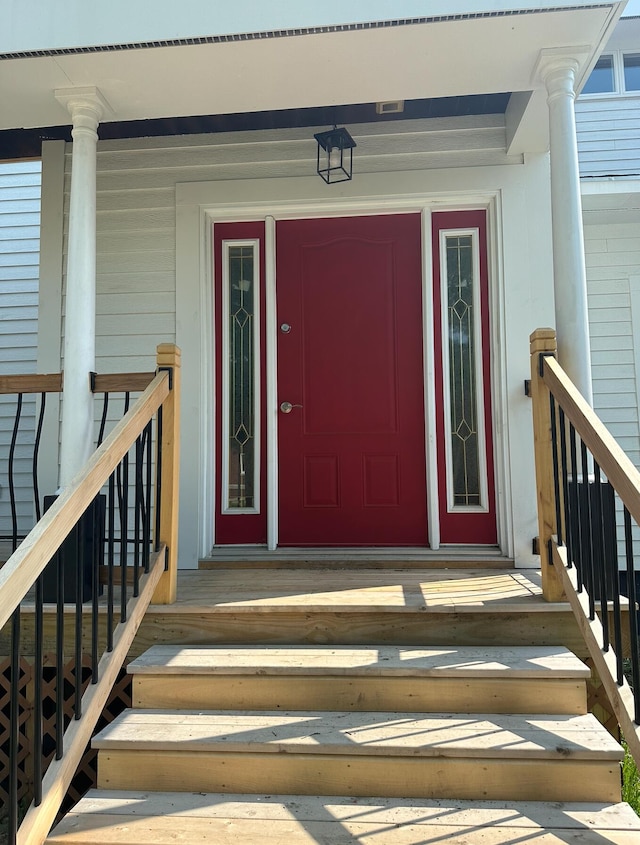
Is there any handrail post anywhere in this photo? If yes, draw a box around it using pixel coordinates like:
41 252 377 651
151 343 181 604
530 328 565 602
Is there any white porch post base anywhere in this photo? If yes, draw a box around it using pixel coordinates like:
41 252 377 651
55 87 111 487
536 49 593 405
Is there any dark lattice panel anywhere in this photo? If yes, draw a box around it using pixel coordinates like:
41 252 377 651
0 654 131 819
0 657 33 810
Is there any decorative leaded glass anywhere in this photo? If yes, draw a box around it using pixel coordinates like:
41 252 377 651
227 245 256 508
446 235 481 507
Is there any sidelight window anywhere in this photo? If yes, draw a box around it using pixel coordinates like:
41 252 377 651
222 240 260 511
440 229 489 511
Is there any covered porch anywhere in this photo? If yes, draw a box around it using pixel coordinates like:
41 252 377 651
2 2 640 842
0 1 625 566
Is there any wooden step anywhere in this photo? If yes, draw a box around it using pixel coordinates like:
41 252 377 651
128 645 589 714
47 792 640 844
198 549 514 570
128 568 585 653
93 710 623 802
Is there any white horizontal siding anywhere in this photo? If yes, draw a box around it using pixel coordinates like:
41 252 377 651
576 95 640 177
60 115 516 376
585 220 640 568
0 159 41 539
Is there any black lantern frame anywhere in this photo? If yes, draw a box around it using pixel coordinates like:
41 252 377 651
314 126 356 184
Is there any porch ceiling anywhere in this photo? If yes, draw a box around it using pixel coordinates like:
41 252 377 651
0 5 621 156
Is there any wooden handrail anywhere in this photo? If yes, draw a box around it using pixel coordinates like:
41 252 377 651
1 343 181 844
0 373 63 394
92 372 156 393
530 327 640 771
543 355 640 527
16 548 166 845
0 371 157 396
0 370 169 632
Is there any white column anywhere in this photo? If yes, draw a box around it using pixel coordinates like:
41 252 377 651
54 87 112 486
537 50 593 405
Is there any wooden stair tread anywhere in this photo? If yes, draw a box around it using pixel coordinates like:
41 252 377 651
199 553 514 571
47 792 640 844
94 710 623 760
128 644 589 678
160 568 546 613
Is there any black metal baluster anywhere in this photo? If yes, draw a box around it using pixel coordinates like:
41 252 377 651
144 421 152 572
97 392 109 447
107 473 115 652
558 408 573 567
605 486 623 686
133 435 143 596
34 574 44 805
120 393 131 622
9 607 21 845
55 548 64 759
9 393 23 552
623 507 640 723
33 392 46 521
74 516 84 719
549 395 563 546
155 405 163 554
569 424 584 591
580 440 596 619
91 498 100 683
592 462 610 650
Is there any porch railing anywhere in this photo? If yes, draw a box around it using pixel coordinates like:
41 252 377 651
0 369 160 559
530 327 640 766
0 343 180 845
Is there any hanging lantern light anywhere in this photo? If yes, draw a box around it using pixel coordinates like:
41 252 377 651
314 125 356 184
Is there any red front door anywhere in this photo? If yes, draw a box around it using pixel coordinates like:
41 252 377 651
276 215 428 546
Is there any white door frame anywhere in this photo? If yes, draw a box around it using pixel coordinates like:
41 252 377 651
175 175 511 559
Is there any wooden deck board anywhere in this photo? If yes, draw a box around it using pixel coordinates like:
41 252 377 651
48 792 640 830
47 809 640 845
155 568 545 612
6 568 603 659
128 644 590 677
93 710 623 760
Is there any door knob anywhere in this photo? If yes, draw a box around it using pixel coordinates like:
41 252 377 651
280 401 303 414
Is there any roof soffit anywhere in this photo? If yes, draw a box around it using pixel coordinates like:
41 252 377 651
0 5 622 153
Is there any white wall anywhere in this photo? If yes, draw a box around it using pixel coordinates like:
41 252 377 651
585 219 640 563
576 17 640 177
576 97 640 177
54 115 516 377
175 152 554 568
0 159 41 541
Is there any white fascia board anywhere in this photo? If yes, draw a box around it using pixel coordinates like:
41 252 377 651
1 1 624 55
581 177 640 195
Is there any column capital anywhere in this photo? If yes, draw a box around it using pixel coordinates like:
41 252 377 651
55 86 113 132
532 46 591 91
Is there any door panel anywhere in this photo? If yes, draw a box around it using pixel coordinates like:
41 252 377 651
276 215 428 546
214 221 267 545
432 210 496 544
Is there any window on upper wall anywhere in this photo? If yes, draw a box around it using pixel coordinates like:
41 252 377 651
582 55 615 94
623 53 640 91
582 51 640 96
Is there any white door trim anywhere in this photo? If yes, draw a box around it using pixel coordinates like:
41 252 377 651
176 175 510 560
265 216 278 550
